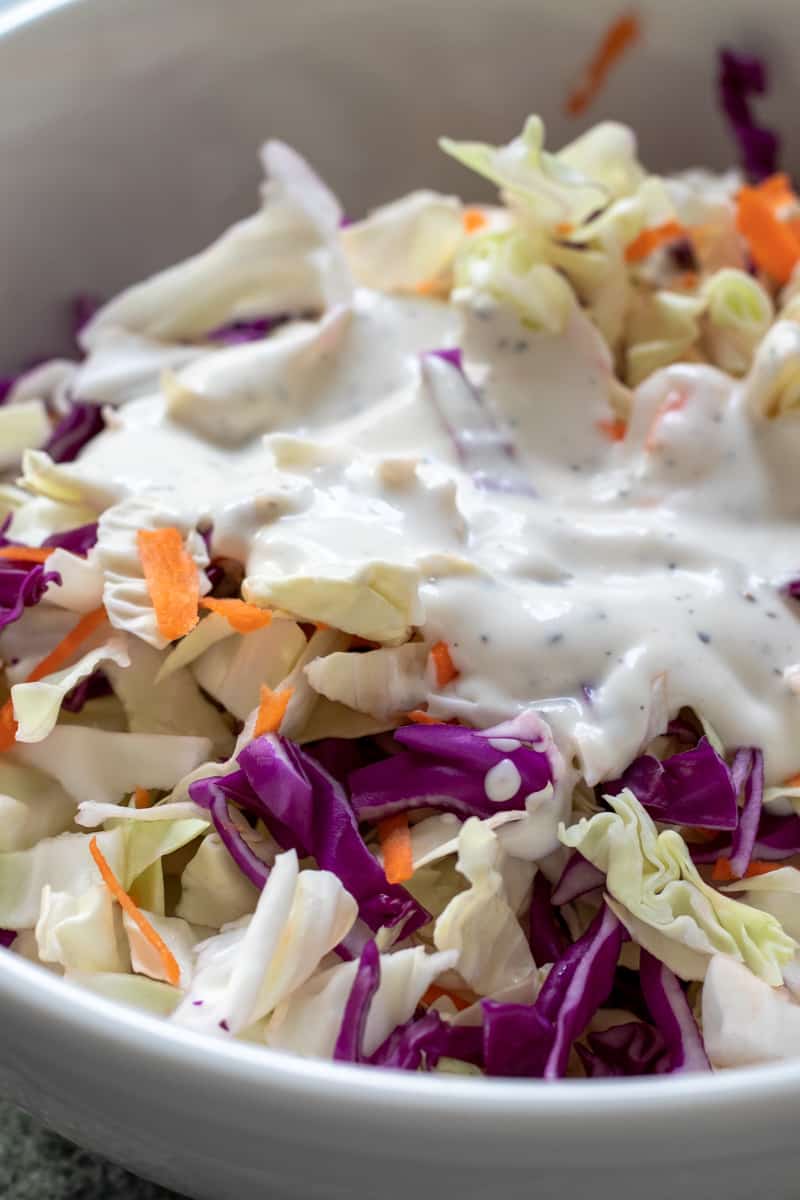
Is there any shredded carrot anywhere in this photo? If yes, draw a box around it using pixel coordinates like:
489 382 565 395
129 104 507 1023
430 641 458 688
785 772 800 788
596 417 627 442
27 607 107 684
675 271 700 291
254 684 294 738
645 389 687 452
0 546 54 563
136 527 199 642
0 707 16 753
624 220 686 263
199 597 273 633
422 984 473 1013
736 180 800 285
0 606 107 751
555 221 575 237
89 835 180 986
133 787 152 810
406 708 442 725
378 813 414 884
462 207 488 234
349 635 380 650
565 11 641 116
757 172 798 214
712 857 781 883
314 621 330 631
415 277 441 296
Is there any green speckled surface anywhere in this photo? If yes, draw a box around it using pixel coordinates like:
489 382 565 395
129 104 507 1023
0 1101 181 1199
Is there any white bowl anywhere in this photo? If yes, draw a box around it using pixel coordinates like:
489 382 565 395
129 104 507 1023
2 1 800 1196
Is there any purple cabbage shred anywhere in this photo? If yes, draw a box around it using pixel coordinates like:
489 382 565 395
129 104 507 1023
718 49 780 182
605 737 738 830
576 1021 670 1077
43 401 104 463
348 720 551 823
333 940 381 1063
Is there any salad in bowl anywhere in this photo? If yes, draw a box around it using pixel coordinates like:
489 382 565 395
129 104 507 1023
2 67 800 1079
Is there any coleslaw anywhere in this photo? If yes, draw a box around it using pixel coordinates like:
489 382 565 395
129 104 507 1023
2 95 800 1079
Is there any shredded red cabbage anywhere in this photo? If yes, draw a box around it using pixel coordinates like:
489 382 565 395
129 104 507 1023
305 736 382 786
718 49 780 182
692 806 800 866
61 670 113 713
551 851 605 906
727 748 764 877
203 315 294 345
0 929 16 949
483 903 625 1078
189 772 271 890
333 940 380 1063
527 872 569 966
191 736 430 938
482 999 553 1077
41 523 99 557
639 950 710 1073
43 400 105 464
369 1010 483 1071
604 737 738 830
348 720 551 822
576 1021 670 1078
0 562 61 633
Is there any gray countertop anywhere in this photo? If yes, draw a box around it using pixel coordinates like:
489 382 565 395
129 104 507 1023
0 1101 181 1199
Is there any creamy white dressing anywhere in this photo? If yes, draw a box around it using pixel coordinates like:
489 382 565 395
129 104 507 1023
13 232 800 789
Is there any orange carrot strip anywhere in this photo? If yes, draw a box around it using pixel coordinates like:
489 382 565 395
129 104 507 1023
430 641 458 688
254 684 294 738
378 813 414 884
555 221 575 237
422 984 473 1013
406 708 442 725
89 835 180 986
757 172 797 211
0 706 16 753
415 277 442 296
0 546 54 563
136 527 199 642
199 597 273 633
624 220 686 263
596 417 627 442
0 606 107 751
462 208 488 234
26 607 107 684
349 634 380 649
565 11 641 116
712 857 782 882
711 858 735 882
736 185 800 285
133 788 152 810
785 772 800 788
